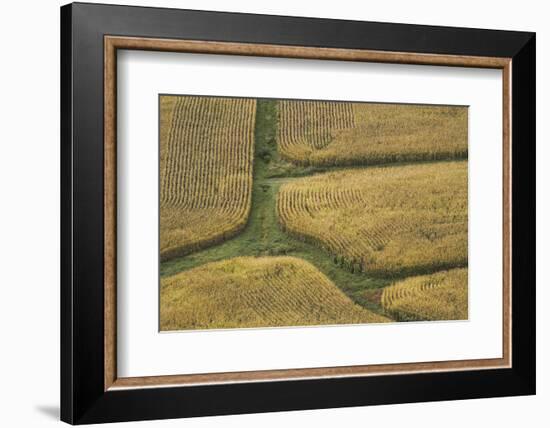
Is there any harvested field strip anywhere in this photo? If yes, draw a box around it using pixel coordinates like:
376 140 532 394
160 95 256 260
160 256 389 330
381 268 468 321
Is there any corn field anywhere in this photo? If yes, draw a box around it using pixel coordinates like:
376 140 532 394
277 101 468 166
277 161 468 277
160 96 256 261
160 256 389 330
159 95 469 330
381 268 468 321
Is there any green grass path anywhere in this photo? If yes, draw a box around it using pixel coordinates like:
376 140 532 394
160 99 391 316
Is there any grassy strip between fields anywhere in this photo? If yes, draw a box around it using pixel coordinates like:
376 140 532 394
160 99 465 318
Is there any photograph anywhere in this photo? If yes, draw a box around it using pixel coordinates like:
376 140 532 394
159 95 469 331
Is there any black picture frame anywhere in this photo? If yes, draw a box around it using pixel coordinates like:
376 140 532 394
61 2 535 424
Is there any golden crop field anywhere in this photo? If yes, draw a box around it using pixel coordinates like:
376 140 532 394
278 100 467 166
160 96 257 261
159 96 469 329
381 268 468 321
277 160 467 277
160 256 389 330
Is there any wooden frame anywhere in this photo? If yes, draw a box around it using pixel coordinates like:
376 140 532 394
62 2 535 424
104 36 512 390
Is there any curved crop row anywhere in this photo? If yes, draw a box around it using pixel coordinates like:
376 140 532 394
160 256 389 330
277 161 467 277
277 101 467 166
160 96 256 261
277 99 354 162
381 268 468 321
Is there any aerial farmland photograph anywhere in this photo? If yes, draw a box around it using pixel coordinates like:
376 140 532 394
159 95 468 331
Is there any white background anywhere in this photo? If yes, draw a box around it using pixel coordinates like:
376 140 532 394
118 51 503 377
0 0 546 427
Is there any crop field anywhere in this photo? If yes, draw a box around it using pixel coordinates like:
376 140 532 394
160 256 389 330
160 96 256 261
277 161 467 277
278 100 467 166
381 268 468 321
159 96 468 331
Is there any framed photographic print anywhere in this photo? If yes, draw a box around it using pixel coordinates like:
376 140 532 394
60 2 536 424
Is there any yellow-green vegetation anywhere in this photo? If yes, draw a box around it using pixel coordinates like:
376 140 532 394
277 100 467 166
160 96 257 261
160 97 469 329
277 161 467 277
381 268 468 321
160 256 389 330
